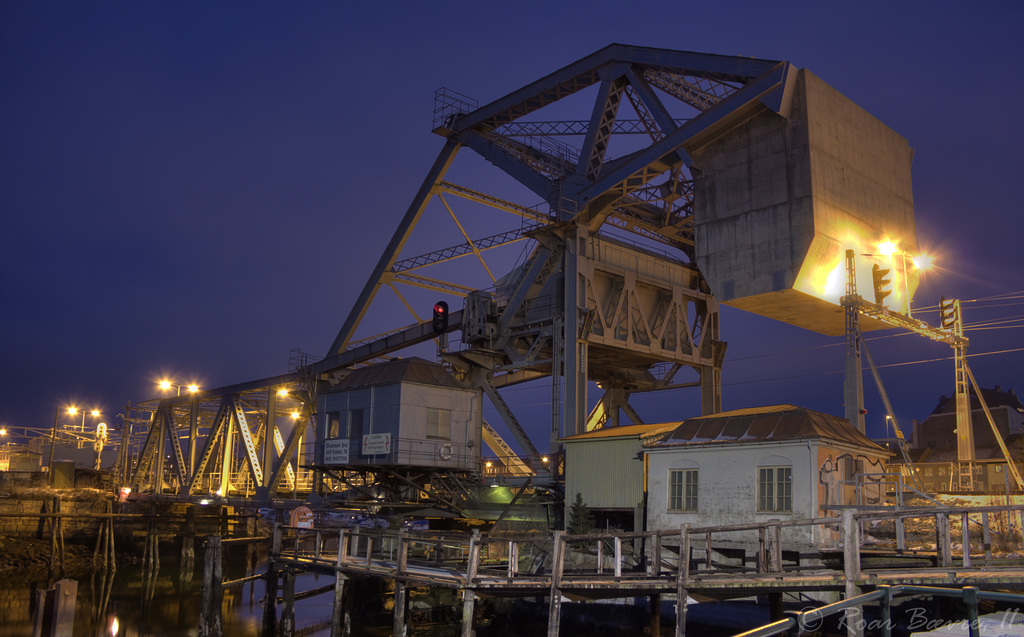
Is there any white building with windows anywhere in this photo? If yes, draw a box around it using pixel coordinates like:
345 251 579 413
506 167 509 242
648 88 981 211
644 405 889 548
316 357 482 471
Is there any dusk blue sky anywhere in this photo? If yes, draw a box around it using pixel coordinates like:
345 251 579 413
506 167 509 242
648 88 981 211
2 1 1022 448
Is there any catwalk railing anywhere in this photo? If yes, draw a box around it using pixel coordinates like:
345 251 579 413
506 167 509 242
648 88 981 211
261 503 1024 637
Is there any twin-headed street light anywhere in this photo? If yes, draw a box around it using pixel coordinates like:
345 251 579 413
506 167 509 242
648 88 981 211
158 380 199 396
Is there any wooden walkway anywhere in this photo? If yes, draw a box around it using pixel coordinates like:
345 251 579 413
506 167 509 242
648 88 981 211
255 504 1024 637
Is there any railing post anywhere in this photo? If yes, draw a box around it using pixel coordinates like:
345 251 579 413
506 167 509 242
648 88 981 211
981 511 992 563
878 585 892 637
936 512 952 568
758 526 768 574
896 515 905 552
961 512 971 567
596 536 604 574
547 530 565 637
705 532 712 572
507 540 519 578
768 522 782 573
963 586 979 637
651 532 662 576
614 536 622 578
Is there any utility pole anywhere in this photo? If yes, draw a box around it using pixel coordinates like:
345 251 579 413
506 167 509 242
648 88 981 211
842 250 866 434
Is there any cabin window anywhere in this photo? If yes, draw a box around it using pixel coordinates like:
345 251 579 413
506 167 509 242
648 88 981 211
326 412 340 438
426 408 451 440
346 408 364 439
668 469 698 512
757 466 792 513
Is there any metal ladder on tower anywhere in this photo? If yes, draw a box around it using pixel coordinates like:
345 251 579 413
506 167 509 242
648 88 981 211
957 461 974 491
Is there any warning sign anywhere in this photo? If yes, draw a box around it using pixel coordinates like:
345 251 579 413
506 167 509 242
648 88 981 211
290 505 314 529
361 433 392 456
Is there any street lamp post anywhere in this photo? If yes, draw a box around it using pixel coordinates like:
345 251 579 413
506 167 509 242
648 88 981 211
158 380 199 396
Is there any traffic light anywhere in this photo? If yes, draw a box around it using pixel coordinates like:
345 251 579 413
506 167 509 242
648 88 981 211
871 264 892 305
939 296 958 329
432 301 449 334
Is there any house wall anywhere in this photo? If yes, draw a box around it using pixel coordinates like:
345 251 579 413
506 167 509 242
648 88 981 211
563 436 646 527
647 440 889 550
647 440 819 547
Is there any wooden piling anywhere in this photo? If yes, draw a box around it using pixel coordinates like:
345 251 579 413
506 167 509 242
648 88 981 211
649 593 661 636
546 530 565 637
461 529 480 637
199 536 223 637
675 524 690 637
842 509 862 637
331 531 351 637
392 529 409 637
262 524 281 637
281 569 296 637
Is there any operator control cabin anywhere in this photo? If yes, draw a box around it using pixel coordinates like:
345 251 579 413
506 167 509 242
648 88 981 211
316 357 482 472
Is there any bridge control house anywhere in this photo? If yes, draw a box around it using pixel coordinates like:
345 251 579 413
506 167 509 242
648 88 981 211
316 357 482 471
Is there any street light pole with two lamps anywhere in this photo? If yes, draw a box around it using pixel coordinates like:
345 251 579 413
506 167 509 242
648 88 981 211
48 406 100 485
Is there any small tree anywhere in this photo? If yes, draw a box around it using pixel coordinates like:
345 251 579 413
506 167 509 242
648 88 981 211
567 492 595 535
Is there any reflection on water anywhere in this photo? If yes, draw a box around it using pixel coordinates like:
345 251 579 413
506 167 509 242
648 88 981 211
0 541 403 637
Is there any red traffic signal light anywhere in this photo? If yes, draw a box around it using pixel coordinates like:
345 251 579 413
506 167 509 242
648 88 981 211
871 264 892 305
432 301 449 334
939 296 958 329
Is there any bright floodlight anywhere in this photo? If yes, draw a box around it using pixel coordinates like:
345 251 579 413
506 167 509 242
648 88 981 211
877 240 898 256
159 380 172 391
187 384 199 393
912 254 934 270
90 410 100 417
67 407 78 415
278 389 289 397
291 410 300 419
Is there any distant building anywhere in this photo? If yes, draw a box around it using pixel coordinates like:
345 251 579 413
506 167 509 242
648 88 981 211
644 405 890 549
316 357 482 472
912 385 1024 460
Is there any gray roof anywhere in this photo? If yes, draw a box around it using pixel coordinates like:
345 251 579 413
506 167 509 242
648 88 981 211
332 357 466 391
653 404 885 452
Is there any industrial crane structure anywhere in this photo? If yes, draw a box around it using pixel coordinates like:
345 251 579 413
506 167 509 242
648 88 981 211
127 45 961 509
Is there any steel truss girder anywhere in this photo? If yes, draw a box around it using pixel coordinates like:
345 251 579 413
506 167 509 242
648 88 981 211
126 377 314 500
496 118 689 137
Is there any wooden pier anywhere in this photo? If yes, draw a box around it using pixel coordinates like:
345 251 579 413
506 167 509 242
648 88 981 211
250 503 1024 637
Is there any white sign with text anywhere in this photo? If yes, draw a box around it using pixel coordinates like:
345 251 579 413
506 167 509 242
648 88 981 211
361 433 392 456
324 438 350 464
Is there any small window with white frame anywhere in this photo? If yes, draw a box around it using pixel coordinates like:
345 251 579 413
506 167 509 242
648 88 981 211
668 468 698 512
757 465 792 513
426 407 451 440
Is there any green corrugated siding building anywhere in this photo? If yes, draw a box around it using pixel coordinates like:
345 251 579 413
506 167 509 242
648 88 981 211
561 422 678 531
